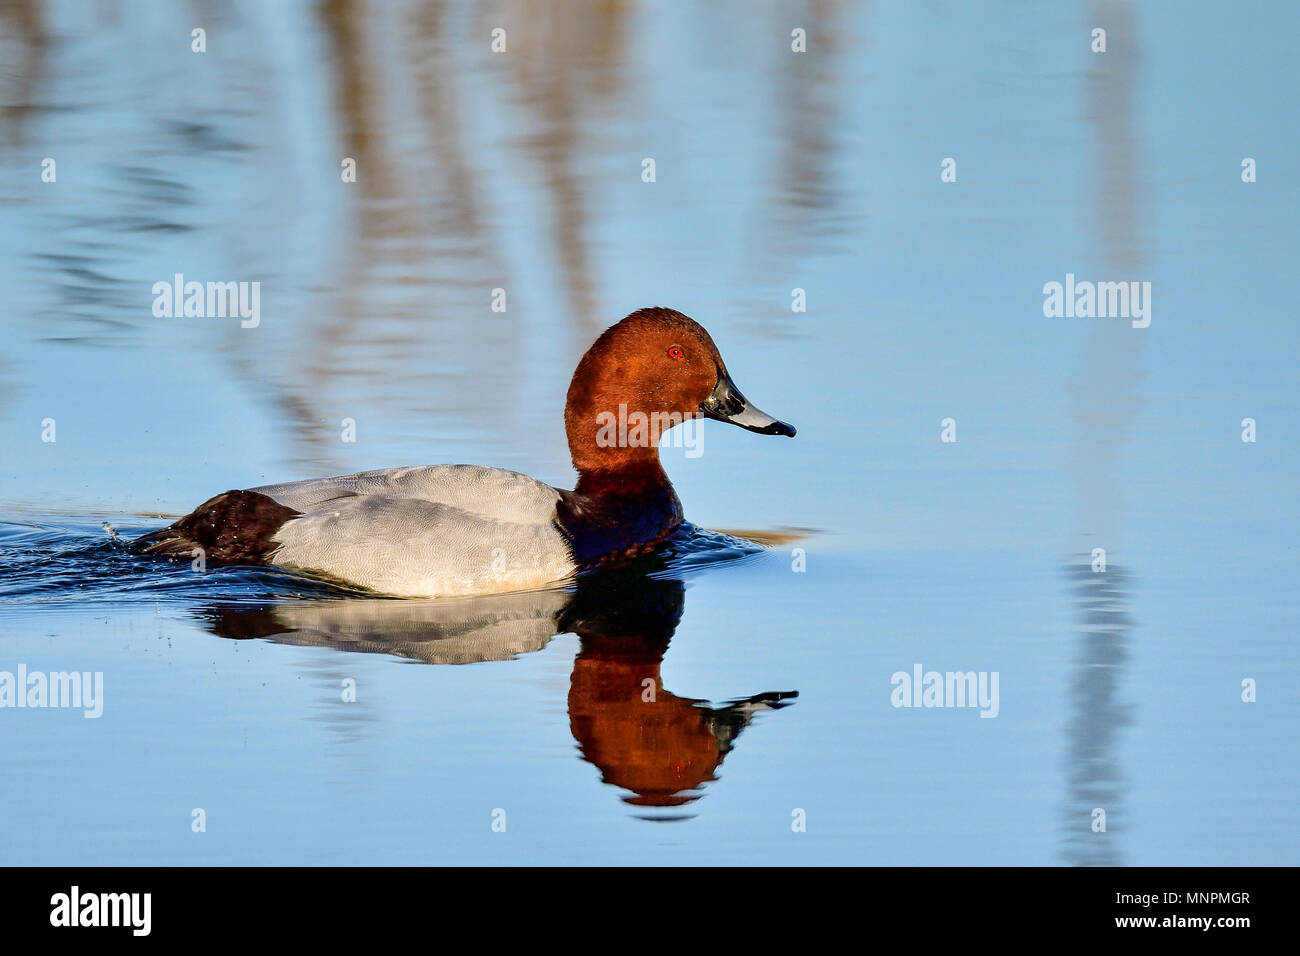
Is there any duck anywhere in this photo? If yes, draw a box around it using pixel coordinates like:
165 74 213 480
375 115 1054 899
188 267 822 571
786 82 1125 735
135 307 795 597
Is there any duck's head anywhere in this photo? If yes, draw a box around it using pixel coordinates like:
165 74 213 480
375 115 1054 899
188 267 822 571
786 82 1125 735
565 307 795 476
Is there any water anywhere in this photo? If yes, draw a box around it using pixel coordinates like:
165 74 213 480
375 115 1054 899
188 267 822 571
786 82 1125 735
1 0 1297 865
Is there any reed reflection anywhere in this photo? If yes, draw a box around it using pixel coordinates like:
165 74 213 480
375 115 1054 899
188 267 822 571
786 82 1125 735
198 564 796 815
1062 0 1143 865
1061 563 1133 866
0 0 48 148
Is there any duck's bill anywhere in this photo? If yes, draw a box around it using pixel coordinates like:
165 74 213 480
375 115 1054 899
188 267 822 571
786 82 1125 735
700 369 797 437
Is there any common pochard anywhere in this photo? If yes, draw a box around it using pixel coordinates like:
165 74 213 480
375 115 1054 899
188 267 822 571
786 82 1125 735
136 307 795 596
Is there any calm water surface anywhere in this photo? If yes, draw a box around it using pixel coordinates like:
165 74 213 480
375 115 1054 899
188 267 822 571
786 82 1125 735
1 0 1297 864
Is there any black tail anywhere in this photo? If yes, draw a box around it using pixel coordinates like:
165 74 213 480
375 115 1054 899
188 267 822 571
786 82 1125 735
134 490 299 565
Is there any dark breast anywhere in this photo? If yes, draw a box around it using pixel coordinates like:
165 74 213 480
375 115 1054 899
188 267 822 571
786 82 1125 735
555 482 684 569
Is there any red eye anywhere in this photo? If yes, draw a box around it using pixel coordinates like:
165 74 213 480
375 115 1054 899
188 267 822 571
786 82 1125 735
667 346 683 359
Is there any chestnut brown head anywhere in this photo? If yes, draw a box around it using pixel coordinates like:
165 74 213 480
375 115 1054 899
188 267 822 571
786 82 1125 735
564 307 795 476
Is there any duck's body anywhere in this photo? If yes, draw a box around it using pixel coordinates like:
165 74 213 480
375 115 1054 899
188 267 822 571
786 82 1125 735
136 308 793 597
255 465 578 597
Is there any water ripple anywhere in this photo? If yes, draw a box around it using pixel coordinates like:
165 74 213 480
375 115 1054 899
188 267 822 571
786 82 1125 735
0 518 768 608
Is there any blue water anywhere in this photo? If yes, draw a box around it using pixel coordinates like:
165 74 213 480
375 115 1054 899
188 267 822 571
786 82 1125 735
1 0 1297 864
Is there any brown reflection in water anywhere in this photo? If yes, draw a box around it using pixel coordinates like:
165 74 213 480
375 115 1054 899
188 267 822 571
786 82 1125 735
1085 1 1142 272
492 0 630 341
0 0 48 147
199 568 795 815
288 0 631 470
1063 0 1143 866
739 0 850 336
261 0 522 469
7 0 852 475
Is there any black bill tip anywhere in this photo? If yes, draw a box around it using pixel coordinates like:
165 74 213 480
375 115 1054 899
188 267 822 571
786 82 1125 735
700 368 796 438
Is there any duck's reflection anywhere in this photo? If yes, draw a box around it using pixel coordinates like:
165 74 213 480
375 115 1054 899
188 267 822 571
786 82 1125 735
198 566 795 815
558 571 796 813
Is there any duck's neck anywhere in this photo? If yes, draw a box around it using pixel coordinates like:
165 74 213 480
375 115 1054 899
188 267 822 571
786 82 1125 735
573 455 671 497
558 458 684 568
